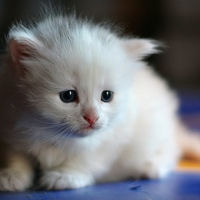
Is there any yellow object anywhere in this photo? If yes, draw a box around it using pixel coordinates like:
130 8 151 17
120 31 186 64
177 159 200 172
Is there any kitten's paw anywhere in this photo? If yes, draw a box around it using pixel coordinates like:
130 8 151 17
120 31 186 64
140 161 170 179
40 171 94 190
0 169 32 191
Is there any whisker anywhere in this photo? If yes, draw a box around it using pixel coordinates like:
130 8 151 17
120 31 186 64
38 133 65 156
41 133 63 145
59 132 70 158
43 131 71 155
10 103 57 125
15 120 67 131
35 125 70 145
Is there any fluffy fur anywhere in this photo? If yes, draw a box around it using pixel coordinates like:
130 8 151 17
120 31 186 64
0 14 200 191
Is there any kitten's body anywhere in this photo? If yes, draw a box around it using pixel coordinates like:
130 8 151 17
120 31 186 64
0 14 199 191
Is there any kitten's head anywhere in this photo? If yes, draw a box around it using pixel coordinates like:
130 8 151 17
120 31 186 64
7 16 159 137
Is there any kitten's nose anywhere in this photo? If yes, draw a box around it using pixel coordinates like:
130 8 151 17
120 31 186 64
83 114 99 125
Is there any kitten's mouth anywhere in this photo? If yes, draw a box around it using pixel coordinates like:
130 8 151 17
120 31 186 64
82 123 102 131
80 124 101 134
83 125 94 130
71 126 95 138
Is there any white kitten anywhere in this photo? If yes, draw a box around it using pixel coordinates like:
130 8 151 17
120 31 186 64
0 14 200 191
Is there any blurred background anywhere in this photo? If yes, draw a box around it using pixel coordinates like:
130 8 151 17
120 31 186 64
0 0 200 90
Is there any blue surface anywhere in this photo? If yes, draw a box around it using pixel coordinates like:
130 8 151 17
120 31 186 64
1 91 200 200
0 172 200 200
178 90 200 115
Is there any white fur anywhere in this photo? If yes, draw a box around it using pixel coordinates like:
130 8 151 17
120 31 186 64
0 15 199 191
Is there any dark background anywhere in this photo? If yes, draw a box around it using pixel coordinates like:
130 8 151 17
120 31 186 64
0 0 200 89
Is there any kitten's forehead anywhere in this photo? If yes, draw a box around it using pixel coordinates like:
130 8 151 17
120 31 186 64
39 21 129 89
57 49 114 91
56 37 129 92
28 17 133 91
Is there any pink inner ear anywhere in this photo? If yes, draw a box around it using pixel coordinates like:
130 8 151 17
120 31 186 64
9 39 38 64
122 39 159 61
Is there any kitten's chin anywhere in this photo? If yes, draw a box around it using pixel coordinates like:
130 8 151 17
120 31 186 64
72 129 95 138
74 125 102 137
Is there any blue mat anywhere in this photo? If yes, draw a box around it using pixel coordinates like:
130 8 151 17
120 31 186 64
1 91 200 200
0 172 200 200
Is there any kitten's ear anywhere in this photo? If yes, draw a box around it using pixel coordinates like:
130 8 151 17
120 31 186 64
122 39 161 61
8 30 44 65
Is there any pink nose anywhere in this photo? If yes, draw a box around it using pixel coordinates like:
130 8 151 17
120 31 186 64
83 115 99 125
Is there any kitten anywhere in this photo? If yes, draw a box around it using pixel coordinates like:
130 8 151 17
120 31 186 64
0 13 200 191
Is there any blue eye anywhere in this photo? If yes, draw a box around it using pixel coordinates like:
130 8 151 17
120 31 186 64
101 90 113 102
59 90 77 103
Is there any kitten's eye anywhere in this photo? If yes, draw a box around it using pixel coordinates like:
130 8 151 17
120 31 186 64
59 90 77 103
101 90 113 102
